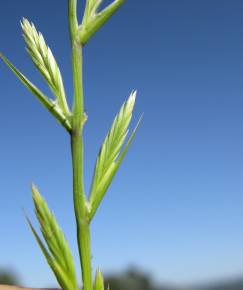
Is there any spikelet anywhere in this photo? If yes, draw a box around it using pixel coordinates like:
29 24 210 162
79 0 125 45
29 185 78 290
89 91 142 219
83 0 103 24
93 269 105 290
93 91 136 183
21 18 70 116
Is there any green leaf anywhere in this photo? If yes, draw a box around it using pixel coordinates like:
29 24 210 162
78 0 126 45
0 53 72 132
21 19 70 117
89 91 142 220
29 185 78 290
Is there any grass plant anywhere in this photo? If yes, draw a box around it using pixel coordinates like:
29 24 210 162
0 1 141 290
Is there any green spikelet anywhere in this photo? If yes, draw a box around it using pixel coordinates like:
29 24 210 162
89 91 142 219
78 0 126 45
21 18 70 117
30 185 78 290
93 269 105 290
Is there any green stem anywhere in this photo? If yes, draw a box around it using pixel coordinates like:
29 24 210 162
68 1 93 289
71 129 93 290
68 0 78 42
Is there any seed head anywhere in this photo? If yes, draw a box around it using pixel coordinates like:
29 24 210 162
21 18 70 116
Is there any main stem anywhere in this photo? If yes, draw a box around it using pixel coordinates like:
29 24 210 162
71 126 93 290
68 1 93 290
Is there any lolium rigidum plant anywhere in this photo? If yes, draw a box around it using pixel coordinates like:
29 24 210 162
0 1 142 290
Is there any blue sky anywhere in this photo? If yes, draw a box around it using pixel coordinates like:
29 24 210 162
1 0 243 288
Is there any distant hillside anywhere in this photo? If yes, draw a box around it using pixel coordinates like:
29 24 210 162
105 269 243 290
193 278 243 290
154 278 243 290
